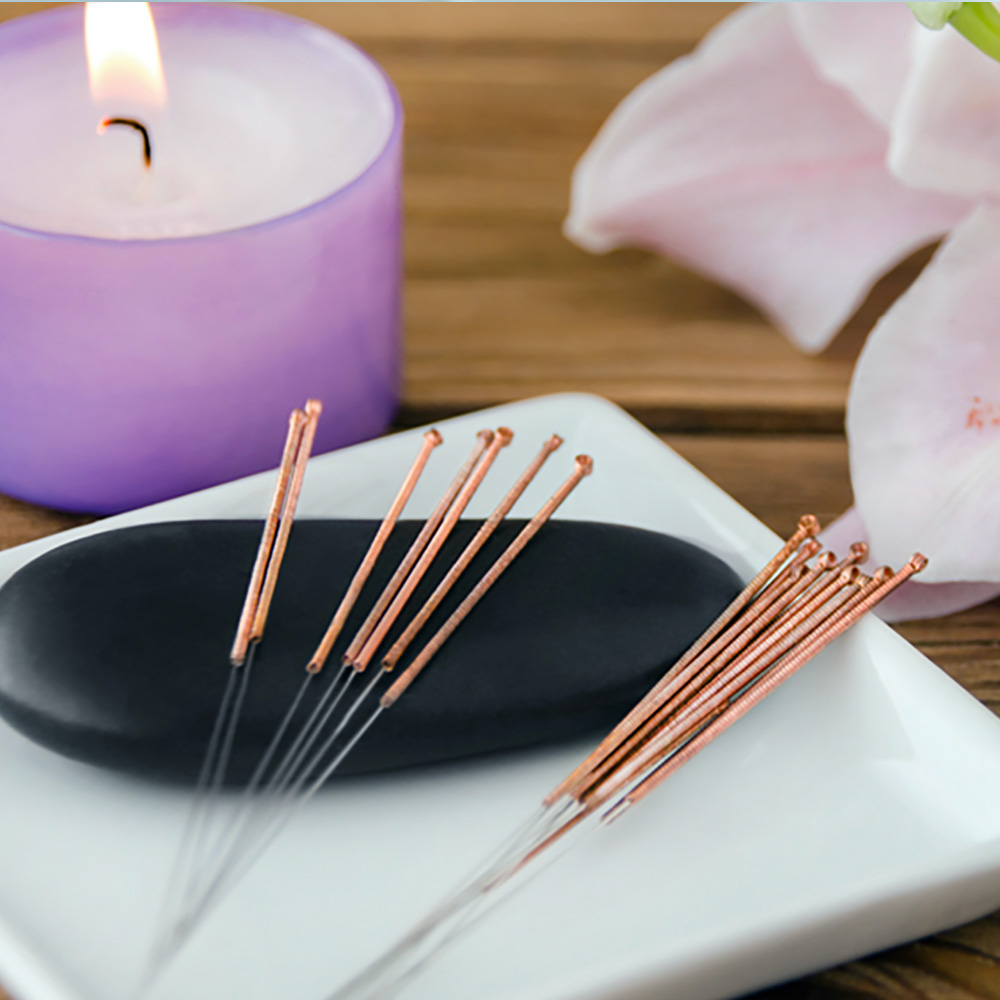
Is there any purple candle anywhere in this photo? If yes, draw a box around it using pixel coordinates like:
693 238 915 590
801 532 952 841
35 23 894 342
0 3 402 513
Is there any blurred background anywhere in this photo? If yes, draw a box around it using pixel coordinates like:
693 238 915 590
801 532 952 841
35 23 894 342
1 5 995 999
1 1 869 542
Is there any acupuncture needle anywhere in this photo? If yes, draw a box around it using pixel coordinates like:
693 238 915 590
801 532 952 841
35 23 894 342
503 559 855 876
606 560 927 820
319 537 927 1000
545 515 821 806
351 427 514 672
154 401 321 968
190 402 321 861
180 450 594 937
341 429 496 666
382 434 564 671
579 558 869 814
549 538 823 807
221 429 519 837
150 409 306 957
544 564 878 841
534 528 832 861
578 569 867 815
189 428 447 905
252 430 501 813
575 549 865 800
324 527 836 1000
168 429 511 942
291 445 588 797
412 534 836 944
167 427 448 959
241 432 502 801
416 554 876 883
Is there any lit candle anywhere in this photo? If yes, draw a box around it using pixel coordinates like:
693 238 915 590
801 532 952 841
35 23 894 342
0 3 402 512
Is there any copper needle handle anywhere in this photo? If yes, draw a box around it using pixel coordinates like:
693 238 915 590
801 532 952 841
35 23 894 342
380 455 594 708
382 434 563 671
568 555 844 802
519 548 913 876
514 564 857 869
250 399 322 643
614 556 926 815
306 428 443 674
579 566 862 808
342 429 495 666
352 428 514 672
674 515 821 664
563 560 814 801
714 555 848 683
230 408 308 666
545 517 821 805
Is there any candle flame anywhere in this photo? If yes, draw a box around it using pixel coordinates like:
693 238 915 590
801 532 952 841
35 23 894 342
85 2 166 108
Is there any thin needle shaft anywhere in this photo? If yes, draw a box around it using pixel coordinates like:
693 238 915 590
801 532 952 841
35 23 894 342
318 537 925 1000
187 400 321 887
152 400 322 975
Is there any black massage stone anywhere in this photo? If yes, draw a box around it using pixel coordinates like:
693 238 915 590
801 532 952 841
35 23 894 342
0 519 742 784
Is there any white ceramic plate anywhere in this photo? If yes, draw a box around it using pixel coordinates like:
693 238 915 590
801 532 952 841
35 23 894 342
2 393 1000 1000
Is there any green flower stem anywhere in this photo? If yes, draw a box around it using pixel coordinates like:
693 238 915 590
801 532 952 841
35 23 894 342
948 3 1000 63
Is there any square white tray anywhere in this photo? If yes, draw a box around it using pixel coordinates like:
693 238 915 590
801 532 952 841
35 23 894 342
2 393 1000 1000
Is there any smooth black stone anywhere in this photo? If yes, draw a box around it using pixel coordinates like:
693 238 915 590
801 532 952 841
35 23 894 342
0 519 742 784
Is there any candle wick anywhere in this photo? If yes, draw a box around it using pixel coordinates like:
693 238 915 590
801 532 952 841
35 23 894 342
97 117 153 169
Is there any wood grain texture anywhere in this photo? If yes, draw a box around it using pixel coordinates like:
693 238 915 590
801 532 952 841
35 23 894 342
0 4 996 1000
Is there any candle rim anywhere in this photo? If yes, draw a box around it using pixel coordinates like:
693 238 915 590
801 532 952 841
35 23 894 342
0 2 403 246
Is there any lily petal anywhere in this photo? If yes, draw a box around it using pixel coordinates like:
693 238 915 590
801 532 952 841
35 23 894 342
890 22 1000 200
848 205 1000 585
878 580 1000 621
821 507 1000 621
566 3 968 353
789 3 916 127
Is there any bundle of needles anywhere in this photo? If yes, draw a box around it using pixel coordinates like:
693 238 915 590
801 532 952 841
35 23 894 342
148 402 593 980
322 516 928 1000
146 402 926 1000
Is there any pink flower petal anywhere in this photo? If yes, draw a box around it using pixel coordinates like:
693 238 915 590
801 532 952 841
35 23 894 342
821 507 1000 621
789 3 916 127
566 4 968 353
890 25 1000 200
877 580 1000 621
820 505 872 560
848 205 1000 586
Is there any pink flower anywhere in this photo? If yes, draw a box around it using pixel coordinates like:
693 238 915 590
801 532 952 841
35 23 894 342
566 2 1000 620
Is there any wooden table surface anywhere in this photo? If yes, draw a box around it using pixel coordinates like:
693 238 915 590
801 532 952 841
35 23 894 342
2 5 999 1000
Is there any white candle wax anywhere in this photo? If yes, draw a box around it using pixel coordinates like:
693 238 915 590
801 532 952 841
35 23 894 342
0 4 396 239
